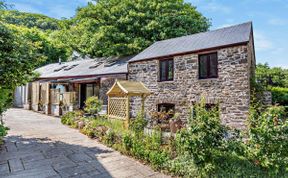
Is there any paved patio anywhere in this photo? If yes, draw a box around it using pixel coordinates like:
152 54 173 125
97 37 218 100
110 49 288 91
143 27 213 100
0 108 170 178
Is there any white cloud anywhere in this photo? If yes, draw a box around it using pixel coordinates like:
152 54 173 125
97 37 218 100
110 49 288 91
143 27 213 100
254 31 273 51
217 23 235 29
268 18 287 26
203 2 232 14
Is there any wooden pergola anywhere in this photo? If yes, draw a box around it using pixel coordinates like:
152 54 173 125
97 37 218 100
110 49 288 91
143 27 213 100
106 80 151 126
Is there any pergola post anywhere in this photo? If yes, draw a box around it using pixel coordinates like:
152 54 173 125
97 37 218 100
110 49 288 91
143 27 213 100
125 95 130 128
107 96 110 116
141 95 146 118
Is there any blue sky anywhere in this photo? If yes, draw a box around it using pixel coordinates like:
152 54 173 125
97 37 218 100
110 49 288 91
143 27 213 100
8 0 288 68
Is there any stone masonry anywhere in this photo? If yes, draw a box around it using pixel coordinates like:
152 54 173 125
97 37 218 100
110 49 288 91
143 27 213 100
128 42 255 129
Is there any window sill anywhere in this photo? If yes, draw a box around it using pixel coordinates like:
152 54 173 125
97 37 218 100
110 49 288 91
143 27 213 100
198 78 219 82
157 80 174 83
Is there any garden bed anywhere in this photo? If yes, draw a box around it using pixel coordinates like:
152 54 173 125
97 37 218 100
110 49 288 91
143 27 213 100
60 97 288 177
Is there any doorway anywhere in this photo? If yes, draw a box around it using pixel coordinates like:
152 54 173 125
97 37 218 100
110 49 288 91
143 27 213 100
80 83 100 109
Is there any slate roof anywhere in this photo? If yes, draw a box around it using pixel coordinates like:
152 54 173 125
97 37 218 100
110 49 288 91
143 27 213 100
35 56 133 79
130 22 252 62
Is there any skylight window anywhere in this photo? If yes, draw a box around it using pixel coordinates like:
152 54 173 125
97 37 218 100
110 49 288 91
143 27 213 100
64 64 79 71
104 60 117 67
54 66 68 72
89 61 104 69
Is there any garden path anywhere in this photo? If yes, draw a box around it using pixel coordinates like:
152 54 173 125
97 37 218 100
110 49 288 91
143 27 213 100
0 108 170 178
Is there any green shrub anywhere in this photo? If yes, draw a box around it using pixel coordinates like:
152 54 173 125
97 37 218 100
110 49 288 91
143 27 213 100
122 133 133 151
165 154 199 177
84 96 102 115
148 150 170 169
176 100 226 170
248 105 288 173
0 124 8 144
271 87 288 106
144 128 162 150
129 113 148 134
103 129 116 146
61 110 83 128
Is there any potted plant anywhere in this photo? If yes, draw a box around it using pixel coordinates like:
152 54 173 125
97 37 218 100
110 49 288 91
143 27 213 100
150 110 174 132
84 96 102 118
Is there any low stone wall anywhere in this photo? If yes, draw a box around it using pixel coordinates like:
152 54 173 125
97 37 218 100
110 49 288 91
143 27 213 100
262 91 272 105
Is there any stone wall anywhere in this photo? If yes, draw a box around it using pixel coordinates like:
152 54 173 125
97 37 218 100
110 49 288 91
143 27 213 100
99 75 127 105
128 45 252 129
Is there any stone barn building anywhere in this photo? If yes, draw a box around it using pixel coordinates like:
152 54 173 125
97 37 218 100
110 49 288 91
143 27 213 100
14 22 256 129
128 22 256 129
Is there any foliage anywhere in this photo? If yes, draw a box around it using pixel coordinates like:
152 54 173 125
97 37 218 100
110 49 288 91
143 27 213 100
0 124 8 144
61 101 288 177
129 113 148 133
61 110 83 128
0 0 6 9
0 10 60 31
0 124 8 137
80 116 126 139
60 0 210 57
0 22 42 115
256 63 288 89
248 105 288 173
176 100 225 169
0 88 13 115
84 96 102 115
271 87 288 106
122 131 170 169
165 154 199 177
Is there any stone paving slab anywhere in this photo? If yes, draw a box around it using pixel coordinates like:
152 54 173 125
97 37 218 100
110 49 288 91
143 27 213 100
1 109 171 178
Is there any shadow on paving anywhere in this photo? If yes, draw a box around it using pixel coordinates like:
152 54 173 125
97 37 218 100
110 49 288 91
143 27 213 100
0 136 114 178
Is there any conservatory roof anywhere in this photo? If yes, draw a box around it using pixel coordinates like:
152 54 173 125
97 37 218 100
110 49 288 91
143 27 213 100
107 80 151 96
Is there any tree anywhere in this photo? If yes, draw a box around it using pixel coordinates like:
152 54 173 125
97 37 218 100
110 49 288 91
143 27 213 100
63 0 210 57
256 63 288 88
0 22 66 114
256 63 288 106
0 10 60 31
0 0 6 9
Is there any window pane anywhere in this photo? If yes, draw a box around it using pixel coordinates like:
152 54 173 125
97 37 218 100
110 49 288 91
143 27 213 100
160 61 167 81
86 84 94 99
199 55 208 78
158 103 175 112
158 103 175 118
93 84 99 97
168 60 173 80
209 54 218 77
